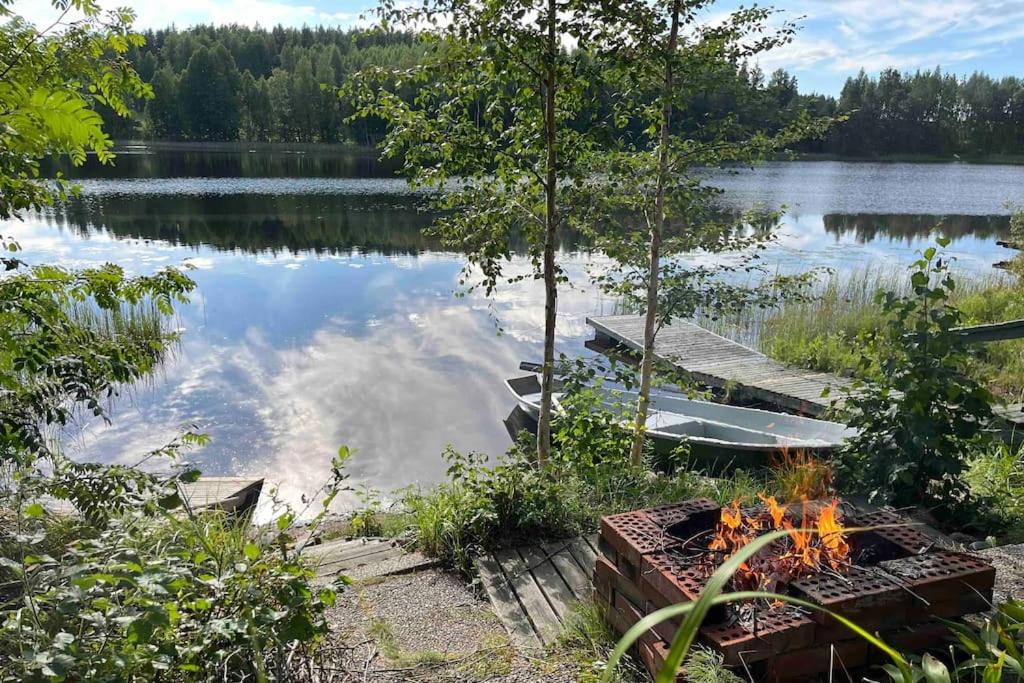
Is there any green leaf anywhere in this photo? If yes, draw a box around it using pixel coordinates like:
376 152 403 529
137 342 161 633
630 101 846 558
921 653 951 683
24 503 45 518
243 543 260 561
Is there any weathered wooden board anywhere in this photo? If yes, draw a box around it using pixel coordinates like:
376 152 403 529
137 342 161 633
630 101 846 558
953 319 1024 343
476 535 600 647
588 315 847 416
305 537 436 580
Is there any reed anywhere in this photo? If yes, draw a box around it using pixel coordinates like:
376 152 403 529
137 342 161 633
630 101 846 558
699 265 1024 401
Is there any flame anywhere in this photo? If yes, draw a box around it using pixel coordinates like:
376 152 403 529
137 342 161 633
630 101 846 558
758 493 787 528
707 495 851 592
772 448 834 500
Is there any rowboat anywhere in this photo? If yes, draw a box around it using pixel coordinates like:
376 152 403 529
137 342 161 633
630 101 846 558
504 374 854 460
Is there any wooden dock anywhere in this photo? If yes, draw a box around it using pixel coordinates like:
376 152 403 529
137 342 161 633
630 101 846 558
587 315 848 416
476 535 599 647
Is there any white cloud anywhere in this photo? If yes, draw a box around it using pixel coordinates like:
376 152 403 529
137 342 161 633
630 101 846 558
10 0 373 30
741 0 1024 90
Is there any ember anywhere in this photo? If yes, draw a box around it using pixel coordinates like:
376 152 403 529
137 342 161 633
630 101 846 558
706 495 851 592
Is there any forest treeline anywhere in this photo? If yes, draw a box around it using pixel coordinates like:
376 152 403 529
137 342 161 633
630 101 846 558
112 24 1024 159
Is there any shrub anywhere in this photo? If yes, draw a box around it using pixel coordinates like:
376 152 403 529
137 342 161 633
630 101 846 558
835 242 996 515
0 447 353 682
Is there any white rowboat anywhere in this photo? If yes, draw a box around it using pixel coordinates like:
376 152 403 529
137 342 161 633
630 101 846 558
504 374 854 456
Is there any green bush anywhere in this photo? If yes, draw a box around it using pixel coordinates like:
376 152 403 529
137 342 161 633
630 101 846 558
0 506 338 681
966 441 1024 541
835 243 996 516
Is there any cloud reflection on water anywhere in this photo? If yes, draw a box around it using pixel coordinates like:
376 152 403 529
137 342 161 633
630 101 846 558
5 160 1017 512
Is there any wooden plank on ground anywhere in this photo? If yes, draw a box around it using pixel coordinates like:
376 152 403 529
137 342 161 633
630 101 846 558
478 537 602 648
476 555 542 648
540 541 592 598
567 536 598 575
495 548 562 645
519 546 577 622
314 544 403 572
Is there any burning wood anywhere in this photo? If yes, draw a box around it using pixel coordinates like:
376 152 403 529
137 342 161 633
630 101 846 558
705 495 852 593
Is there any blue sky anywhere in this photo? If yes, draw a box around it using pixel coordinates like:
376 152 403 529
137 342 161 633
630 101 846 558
16 0 1024 94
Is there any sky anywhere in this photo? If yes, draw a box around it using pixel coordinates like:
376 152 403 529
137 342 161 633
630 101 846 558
14 0 1024 94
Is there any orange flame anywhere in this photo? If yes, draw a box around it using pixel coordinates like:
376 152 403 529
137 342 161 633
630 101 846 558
707 494 851 592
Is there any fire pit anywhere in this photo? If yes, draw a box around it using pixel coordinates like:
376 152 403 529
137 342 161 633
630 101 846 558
594 498 996 681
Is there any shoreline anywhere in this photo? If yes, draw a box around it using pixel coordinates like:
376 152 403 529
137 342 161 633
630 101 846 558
105 140 1024 166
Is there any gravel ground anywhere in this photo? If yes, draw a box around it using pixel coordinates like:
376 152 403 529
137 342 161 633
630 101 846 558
318 568 582 682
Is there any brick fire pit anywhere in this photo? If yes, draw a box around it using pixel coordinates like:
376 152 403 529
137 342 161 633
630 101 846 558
594 498 996 681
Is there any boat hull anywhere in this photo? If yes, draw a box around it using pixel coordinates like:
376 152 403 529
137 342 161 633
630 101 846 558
503 375 853 464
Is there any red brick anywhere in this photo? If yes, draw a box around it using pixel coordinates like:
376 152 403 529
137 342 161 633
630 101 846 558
763 639 869 682
879 551 995 604
600 510 682 571
595 555 680 644
791 565 908 634
698 608 816 666
907 590 992 624
867 621 954 664
847 509 938 557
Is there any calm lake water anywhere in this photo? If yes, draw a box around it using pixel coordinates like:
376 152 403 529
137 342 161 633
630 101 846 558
16 147 1023 508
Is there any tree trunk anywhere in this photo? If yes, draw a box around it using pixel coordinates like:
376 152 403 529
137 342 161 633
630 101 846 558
630 0 681 466
536 0 559 467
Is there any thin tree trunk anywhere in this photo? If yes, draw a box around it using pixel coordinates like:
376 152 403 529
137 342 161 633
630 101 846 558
536 0 559 467
630 0 681 466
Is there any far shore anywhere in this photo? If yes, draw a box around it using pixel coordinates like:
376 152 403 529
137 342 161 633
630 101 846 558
107 139 1024 166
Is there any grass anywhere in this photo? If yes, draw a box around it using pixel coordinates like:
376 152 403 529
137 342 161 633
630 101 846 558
967 440 1024 542
558 599 741 683
704 265 1024 403
399 446 767 575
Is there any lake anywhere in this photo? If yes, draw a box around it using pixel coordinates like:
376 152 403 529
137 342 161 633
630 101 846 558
16 147 1023 507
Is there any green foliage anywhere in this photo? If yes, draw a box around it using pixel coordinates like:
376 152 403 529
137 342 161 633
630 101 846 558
178 43 242 140
0 0 151 219
829 68 1024 159
0 239 196 471
0 6 347 680
126 25 426 142
966 441 1024 541
880 598 1024 683
560 600 739 683
0 506 338 681
836 243 996 514
755 266 1024 402
347 484 384 538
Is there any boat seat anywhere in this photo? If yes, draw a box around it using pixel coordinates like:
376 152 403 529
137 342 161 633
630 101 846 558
647 410 704 436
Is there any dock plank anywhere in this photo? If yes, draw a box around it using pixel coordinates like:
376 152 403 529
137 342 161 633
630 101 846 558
540 541 592 598
519 546 578 622
567 537 598 575
477 555 541 647
495 548 562 645
587 315 849 415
